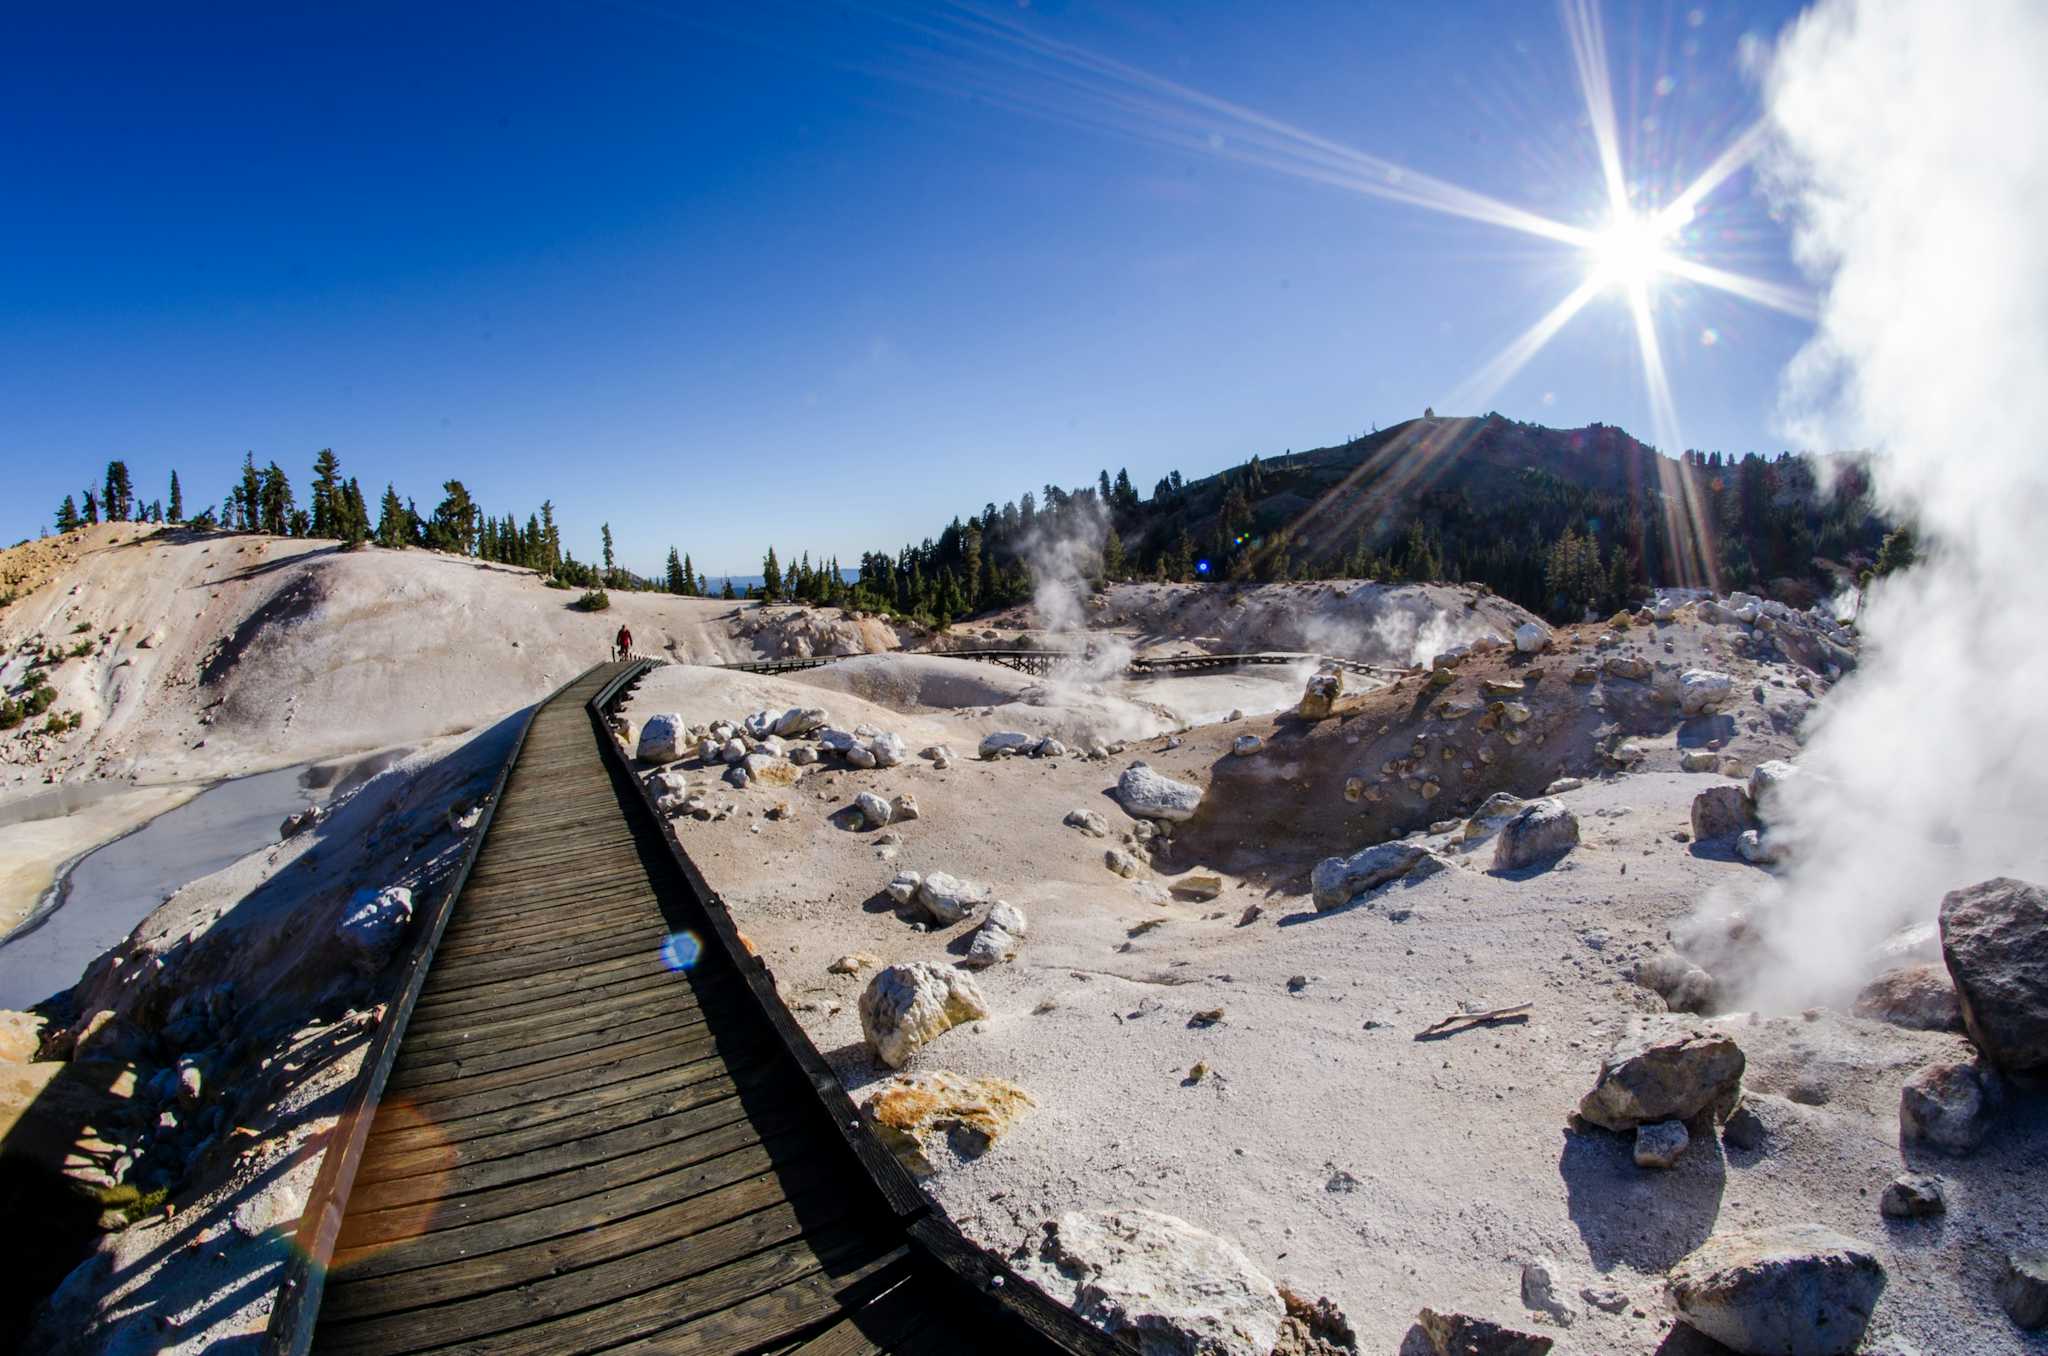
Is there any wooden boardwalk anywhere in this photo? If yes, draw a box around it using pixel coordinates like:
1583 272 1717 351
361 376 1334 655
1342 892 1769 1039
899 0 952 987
301 663 1101 1355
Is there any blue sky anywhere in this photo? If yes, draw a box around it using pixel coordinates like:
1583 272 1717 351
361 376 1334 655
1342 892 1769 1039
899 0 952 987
2 0 1813 575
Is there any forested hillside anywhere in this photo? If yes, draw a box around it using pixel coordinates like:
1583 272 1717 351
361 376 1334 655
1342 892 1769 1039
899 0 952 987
819 413 1890 625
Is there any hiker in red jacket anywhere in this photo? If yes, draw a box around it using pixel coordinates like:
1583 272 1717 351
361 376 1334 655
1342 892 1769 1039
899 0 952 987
614 624 633 662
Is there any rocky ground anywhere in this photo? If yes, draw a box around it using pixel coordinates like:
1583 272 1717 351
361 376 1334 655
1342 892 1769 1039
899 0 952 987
624 592 2048 1356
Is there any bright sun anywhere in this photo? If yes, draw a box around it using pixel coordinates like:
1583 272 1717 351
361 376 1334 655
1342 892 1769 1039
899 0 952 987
1588 212 1673 290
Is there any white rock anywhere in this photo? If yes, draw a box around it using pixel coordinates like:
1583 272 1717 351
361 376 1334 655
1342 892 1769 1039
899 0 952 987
1748 760 1800 818
980 731 1037 759
637 713 688 763
1492 798 1580 870
1311 842 1431 910
883 870 923 906
854 791 892 829
1678 669 1736 716
858 963 990 1068
1114 762 1203 822
1546 777 1585 794
720 737 747 764
775 706 828 737
336 886 414 973
916 871 991 925
1035 737 1068 759
1231 734 1264 757
890 793 919 822
1021 1208 1284 1356
1105 848 1145 879
1064 808 1111 837
1514 621 1552 653
868 732 908 767
817 728 860 753
743 710 777 740
844 744 878 769
964 902 1029 969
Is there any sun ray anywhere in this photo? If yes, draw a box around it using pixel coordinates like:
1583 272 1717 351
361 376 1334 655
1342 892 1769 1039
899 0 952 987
1659 256 1820 321
916 1 1595 248
1561 0 1632 217
1655 120 1767 232
1445 275 1608 413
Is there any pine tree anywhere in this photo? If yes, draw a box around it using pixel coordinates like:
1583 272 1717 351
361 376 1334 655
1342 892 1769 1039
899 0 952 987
720 576 737 600
376 484 406 548
1101 526 1125 581
56 495 80 532
342 479 369 548
103 461 133 522
168 470 183 523
310 448 341 538
666 547 686 594
430 481 477 554
259 462 295 535
540 501 561 577
680 553 696 596
84 489 99 525
762 546 783 601
238 454 262 531
601 523 616 585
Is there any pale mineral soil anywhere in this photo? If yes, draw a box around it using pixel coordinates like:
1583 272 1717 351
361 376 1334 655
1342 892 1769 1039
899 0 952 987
629 607 2048 1356
10 718 518 1353
0 525 912 931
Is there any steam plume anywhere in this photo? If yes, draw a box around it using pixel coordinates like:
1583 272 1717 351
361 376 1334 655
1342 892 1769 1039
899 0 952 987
1736 0 2048 1006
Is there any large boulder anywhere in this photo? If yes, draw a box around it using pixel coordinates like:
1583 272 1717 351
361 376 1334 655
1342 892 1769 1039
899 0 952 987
1115 763 1204 822
1747 760 1800 819
1492 799 1579 871
1666 1224 1885 1356
1678 669 1735 716
1603 654 1653 682
336 886 414 974
857 963 990 1069
1298 668 1344 720
979 731 1037 759
1691 785 1758 842
1311 842 1431 911
860 1071 1034 1175
1899 1058 2000 1153
1999 1253 2048 1330
1023 1208 1284 1356
1514 621 1551 654
774 706 828 737
1938 877 2048 1076
1852 964 1963 1032
1416 1309 1553 1356
1460 792 1526 844
1578 1029 1745 1131
915 871 991 925
868 731 908 768
636 713 688 763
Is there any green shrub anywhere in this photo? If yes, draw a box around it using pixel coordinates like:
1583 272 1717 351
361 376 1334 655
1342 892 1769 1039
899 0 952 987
71 622 90 634
544 578 572 590
575 589 611 612
70 641 94 658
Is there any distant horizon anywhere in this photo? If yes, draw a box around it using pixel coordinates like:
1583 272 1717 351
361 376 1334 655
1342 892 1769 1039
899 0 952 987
15 406 1830 578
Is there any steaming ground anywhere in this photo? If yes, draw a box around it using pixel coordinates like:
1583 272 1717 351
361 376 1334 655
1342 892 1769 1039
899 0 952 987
628 598 2047 1354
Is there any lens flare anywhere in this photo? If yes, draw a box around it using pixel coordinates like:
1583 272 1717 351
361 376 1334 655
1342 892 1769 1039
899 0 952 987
660 930 703 972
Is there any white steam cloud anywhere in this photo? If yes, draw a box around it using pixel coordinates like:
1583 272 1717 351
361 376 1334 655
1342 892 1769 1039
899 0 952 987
1736 0 2048 1006
1020 498 1135 684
